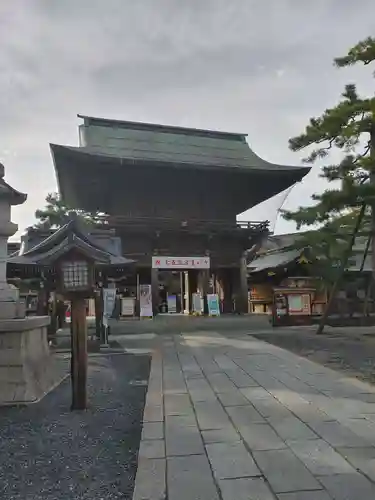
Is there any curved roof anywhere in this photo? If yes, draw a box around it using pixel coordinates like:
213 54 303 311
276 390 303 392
75 114 308 172
51 115 310 212
8 219 135 267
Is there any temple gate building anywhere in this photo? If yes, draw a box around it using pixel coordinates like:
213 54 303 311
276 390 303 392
51 115 309 314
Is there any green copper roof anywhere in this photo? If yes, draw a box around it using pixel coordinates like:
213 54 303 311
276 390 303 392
75 115 308 172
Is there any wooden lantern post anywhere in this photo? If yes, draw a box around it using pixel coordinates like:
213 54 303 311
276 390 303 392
59 256 93 411
70 294 88 410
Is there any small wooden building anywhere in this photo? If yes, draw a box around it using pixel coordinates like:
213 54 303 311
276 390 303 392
247 233 375 325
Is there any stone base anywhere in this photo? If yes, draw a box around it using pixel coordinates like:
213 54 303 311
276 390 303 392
0 299 26 319
0 316 66 405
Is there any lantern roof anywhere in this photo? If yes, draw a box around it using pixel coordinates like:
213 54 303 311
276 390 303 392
8 217 135 267
0 163 27 206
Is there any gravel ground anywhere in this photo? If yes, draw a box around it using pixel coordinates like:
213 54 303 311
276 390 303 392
253 330 375 384
0 353 151 500
52 337 124 353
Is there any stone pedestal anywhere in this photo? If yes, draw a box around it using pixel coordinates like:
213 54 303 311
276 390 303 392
0 316 66 405
0 163 66 406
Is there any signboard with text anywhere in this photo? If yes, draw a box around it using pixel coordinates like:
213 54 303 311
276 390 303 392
152 256 210 270
207 294 220 316
103 288 117 326
140 284 153 317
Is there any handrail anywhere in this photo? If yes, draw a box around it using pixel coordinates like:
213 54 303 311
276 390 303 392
104 215 269 231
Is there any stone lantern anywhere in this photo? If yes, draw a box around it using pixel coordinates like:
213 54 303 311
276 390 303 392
0 162 27 318
0 163 62 406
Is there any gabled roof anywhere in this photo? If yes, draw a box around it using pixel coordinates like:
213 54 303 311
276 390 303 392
248 248 302 273
8 219 135 267
248 231 374 274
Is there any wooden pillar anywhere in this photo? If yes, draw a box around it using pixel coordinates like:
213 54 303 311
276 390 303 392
198 269 210 314
239 252 249 314
221 269 232 314
70 296 88 410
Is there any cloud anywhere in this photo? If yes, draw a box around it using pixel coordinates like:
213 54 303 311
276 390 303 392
1 0 375 238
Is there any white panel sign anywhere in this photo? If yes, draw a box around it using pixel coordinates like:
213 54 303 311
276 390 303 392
140 284 153 317
152 256 210 269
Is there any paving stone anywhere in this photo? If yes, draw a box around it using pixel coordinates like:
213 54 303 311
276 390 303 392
287 439 355 476
189 388 218 403
269 389 310 412
240 388 290 419
186 377 212 391
139 439 165 459
167 454 219 500
194 401 231 430
214 355 239 371
133 457 166 500
308 420 369 448
206 441 261 479
163 375 187 395
253 449 322 494
143 404 164 423
337 446 375 482
202 427 240 444
269 415 318 441
226 405 266 426
142 421 164 440
207 373 237 392
318 472 375 500
166 422 204 456
277 490 332 500
226 371 260 388
340 418 375 446
165 393 194 416
238 423 287 451
165 414 197 428
216 391 251 407
219 477 275 500
145 390 163 407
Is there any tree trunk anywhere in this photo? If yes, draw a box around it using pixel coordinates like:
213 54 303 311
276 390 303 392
362 278 373 321
316 203 366 334
371 119 375 308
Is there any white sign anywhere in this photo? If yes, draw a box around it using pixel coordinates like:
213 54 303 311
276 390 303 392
121 297 135 316
140 284 153 317
152 256 210 270
192 293 204 315
103 288 117 326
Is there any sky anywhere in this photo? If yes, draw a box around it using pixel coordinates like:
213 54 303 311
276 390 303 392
1 0 375 240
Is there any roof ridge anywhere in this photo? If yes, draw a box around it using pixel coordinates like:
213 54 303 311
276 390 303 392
78 114 247 140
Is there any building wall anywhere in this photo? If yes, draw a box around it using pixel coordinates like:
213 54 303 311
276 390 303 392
83 163 244 221
117 228 247 267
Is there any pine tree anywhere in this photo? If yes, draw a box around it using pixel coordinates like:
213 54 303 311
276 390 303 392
283 37 375 276
34 192 107 229
281 37 375 333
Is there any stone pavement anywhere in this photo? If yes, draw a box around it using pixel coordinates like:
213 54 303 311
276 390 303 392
128 331 375 500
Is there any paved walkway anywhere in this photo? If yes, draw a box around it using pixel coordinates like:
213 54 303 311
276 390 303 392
127 331 375 500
